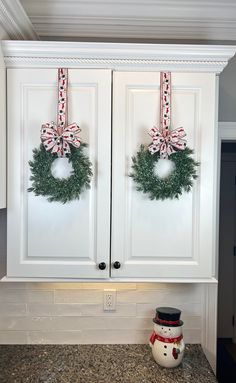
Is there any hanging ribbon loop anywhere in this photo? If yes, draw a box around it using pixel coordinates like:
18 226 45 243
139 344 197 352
41 68 81 157
148 72 187 159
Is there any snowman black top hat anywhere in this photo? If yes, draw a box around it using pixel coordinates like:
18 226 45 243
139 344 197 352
153 307 183 327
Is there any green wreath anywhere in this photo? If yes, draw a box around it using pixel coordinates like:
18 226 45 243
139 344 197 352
130 145 199 200
28 143 92 203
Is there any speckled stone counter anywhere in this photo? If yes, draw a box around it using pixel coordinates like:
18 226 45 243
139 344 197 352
0 344 217 383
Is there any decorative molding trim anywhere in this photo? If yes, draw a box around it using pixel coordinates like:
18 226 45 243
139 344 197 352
1 41 236 72
0 0 39 40
219 121 236 140
201 283 218 374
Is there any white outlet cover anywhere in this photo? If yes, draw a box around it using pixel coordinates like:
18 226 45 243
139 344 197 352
103 289 117 311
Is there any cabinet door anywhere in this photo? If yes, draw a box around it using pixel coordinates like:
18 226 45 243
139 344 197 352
7 69 111 279
112 71 217 280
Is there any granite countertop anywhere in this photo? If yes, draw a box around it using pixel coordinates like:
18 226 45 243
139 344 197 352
0 344 217 383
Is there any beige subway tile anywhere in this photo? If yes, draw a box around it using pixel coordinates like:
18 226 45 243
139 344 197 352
80 283 137 290
80 303 136 317
0 282 27 289
0 331 28 344
28 331 82 344
135 330 151 344
118 287 201 305
136 283 169 290
27 290 54 303
25 283 56 290
26 282 137 290
55 289 103 304
181 316 202 329
80 330 146 344
0 328 201 345
0 289 27 303
0 316 151 331
0 303 27 316
75 316 152 331
27 303 82 317
28 302 136 317
183 329 201 343
136 304 155 318
136 302 201 318
117 290 169 304
26 283 104 290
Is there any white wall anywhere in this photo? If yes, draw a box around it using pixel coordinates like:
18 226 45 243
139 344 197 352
0 24 9 40
0 281 203 344
219 53 236 122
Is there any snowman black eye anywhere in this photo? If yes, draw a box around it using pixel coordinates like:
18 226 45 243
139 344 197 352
169 328 171 331
162 327 163 330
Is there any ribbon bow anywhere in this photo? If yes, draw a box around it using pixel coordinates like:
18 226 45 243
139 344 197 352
41 122 81 157
149 126 186 159
148 72 187 159
41 68 81 157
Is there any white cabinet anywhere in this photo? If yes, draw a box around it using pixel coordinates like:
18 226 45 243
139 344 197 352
112 72 217 279
3 41 235 281
7 68 111 278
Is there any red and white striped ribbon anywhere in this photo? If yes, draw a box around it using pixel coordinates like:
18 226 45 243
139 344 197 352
148 72 187 159
41 68 81 157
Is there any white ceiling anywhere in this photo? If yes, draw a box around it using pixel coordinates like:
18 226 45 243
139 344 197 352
3 0 236 41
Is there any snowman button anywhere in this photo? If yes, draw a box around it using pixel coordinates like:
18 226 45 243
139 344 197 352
164 353 167 356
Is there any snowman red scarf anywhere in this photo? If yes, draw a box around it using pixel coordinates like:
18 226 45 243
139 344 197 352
150 331 183 345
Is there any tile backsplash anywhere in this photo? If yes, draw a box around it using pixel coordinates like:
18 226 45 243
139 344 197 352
0 282 203 344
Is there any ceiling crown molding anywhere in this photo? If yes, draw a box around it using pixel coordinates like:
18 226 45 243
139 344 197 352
20 0 236 41
1 41 236 73
0 0 39 40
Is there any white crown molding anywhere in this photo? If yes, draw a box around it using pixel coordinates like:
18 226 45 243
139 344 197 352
32 17 236 41
20 0 236 41
1 41 236 73
0 0 39 40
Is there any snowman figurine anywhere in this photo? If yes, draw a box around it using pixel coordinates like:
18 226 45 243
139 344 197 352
149 307 185 368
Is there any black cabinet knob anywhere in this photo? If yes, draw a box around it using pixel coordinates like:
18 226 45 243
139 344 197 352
98 262 106 270
113 261 121 269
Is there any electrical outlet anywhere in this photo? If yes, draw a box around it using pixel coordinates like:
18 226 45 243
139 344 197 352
103 289 116 311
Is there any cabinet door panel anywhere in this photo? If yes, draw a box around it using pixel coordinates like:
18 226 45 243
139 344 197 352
7 69 111 278
112 72 216 279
